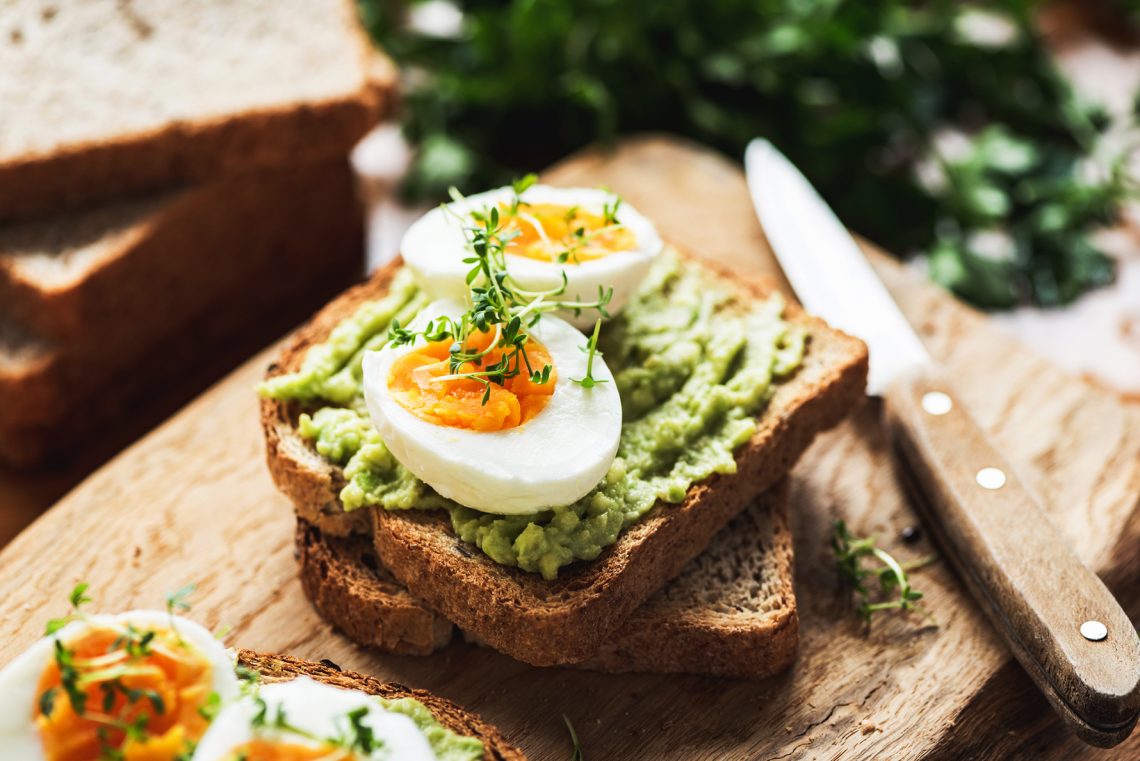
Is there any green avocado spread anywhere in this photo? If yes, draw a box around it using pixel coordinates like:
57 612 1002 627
260 252 805 579
378 696 484 760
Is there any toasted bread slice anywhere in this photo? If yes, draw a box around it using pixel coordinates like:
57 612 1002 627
236 650 525 761
262 255 866 666
0 0 393 220
0 161 365 466
297 481 798 680
296 519 454 656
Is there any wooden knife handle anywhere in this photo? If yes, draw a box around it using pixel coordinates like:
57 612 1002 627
883 365 1140 747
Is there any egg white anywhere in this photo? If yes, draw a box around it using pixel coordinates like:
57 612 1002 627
362 299 622 515
191 677 436 761
401 184 663 329
0 610 240 760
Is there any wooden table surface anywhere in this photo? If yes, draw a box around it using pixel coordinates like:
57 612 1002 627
1 137 1137 760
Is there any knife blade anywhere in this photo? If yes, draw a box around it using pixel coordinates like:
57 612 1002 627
745 139 929 396
745 138 1140 747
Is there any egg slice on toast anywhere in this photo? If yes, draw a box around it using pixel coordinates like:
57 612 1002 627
0 610 239 761
363 299 621 515
402 184 663 329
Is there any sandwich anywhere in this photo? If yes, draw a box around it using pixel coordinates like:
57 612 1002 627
260 179 868 667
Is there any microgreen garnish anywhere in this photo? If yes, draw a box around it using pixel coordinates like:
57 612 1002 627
250 694 386 756
45 581 92 635
572 319 607 389
166 583 195 644
388 178 615 405
510 173 538 212
601 196 621 226
832 520 935 628
198 690 223 722
166 584 195 615
341 705 380 754
564 714 584 761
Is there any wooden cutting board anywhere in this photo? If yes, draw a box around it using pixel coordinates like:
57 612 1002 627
1 136 1137 760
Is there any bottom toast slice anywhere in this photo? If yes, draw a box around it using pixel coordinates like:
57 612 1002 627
237 650 525 761
297 481 797 680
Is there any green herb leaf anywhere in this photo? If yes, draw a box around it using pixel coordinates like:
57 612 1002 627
564 714 584 761
831 520 935 628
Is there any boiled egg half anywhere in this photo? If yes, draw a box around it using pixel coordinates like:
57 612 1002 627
362 299 621 514
0 610 240 761
401 184 663 329
192 677 436 761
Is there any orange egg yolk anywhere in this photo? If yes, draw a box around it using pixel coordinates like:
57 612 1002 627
388 329 556 431
500 202 636 263
35 625 214 761
225 740 356 761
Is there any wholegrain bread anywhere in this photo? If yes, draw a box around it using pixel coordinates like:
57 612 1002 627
296 519 454 656
237 649 525 761
0 0 393 219
262 253 867 666
297 481 798 680
579 480 797 679
0 161 366 466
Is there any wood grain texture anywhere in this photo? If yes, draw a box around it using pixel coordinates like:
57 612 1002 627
0 136 1137 760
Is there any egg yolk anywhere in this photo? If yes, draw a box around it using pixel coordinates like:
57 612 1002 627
388 329 555 431
35 624 214 761
225 740 356 761
501 203 636 263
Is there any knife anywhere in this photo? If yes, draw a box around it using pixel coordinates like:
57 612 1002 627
745 138 1140 747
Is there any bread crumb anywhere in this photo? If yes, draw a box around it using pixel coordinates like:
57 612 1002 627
860 720 881 735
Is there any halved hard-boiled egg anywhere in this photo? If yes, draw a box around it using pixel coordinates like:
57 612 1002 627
362 299 621 514
192 677 436 761
401 184 663 329
0 610 240 760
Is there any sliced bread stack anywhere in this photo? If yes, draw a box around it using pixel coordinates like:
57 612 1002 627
262 255 869 679
0 0 394 466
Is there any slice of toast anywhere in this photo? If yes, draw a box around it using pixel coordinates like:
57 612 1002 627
297 481 798 680
0 0 393 220
237 649 525 761
262 255 867 666
0 161 365 466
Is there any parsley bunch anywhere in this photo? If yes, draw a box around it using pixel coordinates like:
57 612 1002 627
361 0 1138 309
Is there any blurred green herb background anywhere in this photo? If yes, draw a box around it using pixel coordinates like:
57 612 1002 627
359 0 1139 309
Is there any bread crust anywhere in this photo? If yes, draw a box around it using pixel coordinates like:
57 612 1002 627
260 253 867 666
296 520 454 655
236 650 525 761
579 480 798 679
296 481 799 680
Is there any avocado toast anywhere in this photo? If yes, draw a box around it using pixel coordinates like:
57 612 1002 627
262 243 866 666
0 592 522 760
237 651 524 761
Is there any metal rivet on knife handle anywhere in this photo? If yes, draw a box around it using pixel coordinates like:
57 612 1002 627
975 467 1007 490
921 391 953 416
1080 621 1109 642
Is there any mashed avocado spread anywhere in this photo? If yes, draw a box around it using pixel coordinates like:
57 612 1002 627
260 253 805 579
378 696 484 760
